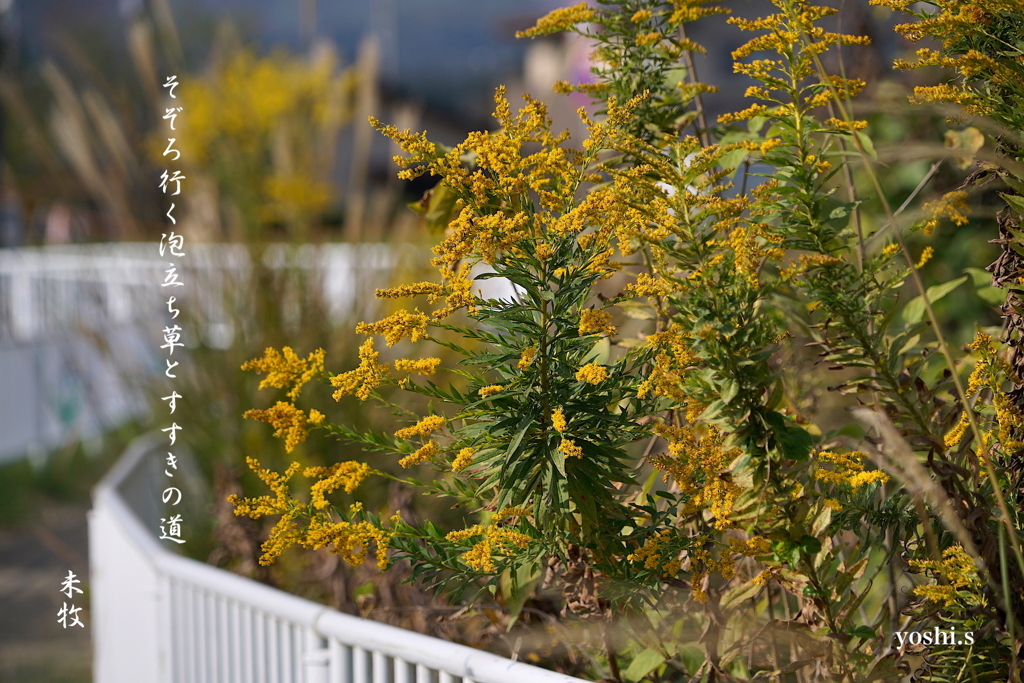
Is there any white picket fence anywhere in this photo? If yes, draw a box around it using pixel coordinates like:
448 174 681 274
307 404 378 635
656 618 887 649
89 435 588 683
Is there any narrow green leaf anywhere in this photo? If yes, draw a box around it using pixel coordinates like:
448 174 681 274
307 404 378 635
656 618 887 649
623 648 667 683
902 275 967 324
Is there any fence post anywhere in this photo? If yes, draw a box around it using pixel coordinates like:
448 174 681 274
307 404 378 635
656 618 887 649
304 627 330 683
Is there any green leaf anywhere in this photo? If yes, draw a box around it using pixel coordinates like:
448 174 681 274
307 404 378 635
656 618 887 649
353 581 375 598
720 379 739 405
965 267 1004 305
677 645 705 677
767 412 815 461
902 275 968 324
848 625 876 640
799 534 822 555
854 130 876 160
1000 192 1024 216
623 648 667 683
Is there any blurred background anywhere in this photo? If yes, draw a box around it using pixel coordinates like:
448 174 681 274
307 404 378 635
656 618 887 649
0 0 1004 681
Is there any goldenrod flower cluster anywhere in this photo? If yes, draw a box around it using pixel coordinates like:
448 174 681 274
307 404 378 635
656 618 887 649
650 423 743 529
306 461 372 509
946 332 1024 453
355 310 430 347
558 438 584 459
303 514 393 569
550 407 567 433
578 309 616 337
638 325 697 402
909 544 984 608
394 414 446 439
575 363 608 384
446 521 531 573
627 529 681 574
517 346 536 370
243 401 324 453
515 2 595 38
873 0 1022 121
399 441 440 468
331 338 391 401
375 282 445 301
230 457 386 566
919 191 969 236
393 357 442 375
813 450 889 490
242 346 326 400
451 447 475 472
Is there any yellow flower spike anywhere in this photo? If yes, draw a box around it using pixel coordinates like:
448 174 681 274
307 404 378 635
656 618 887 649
517 346 537 370
375 282 445 302
305 461 372 509
551 407 567 433
478 385 504 398
242 347 326 400
813 450 889 489
229 457 303 521
915 246 934 269
558 438 584 458
909 544 983 608
243 402 320 452
920 191 970 236
355 310 430 347
575 363 608 384
446 522 531 573
516 3 595 38
578 309 617 337
451 447 475 472
393 357 442 375
399 441 441 468
331 338 391 401
627 273 672 299
394 414 447 439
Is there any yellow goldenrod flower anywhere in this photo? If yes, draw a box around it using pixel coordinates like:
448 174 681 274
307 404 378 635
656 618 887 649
356 310 430 347
575 363 608 384
375 282 445 301
399 441 440 468
394 414 447 439
242 347 326 400
305 461 372 508
478 385 504 398
578 308 616 337
331 338 391 401
452 447 475 472
813 450 889 489
445 523 531 573
516 2 595 38
558 438 584 458
551 407 567 433
909 545 983 608
393 357 442 375
243 401 321 452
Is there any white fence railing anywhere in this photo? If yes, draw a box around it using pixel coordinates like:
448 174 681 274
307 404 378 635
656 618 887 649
90 435 588 683
0 243 397 463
